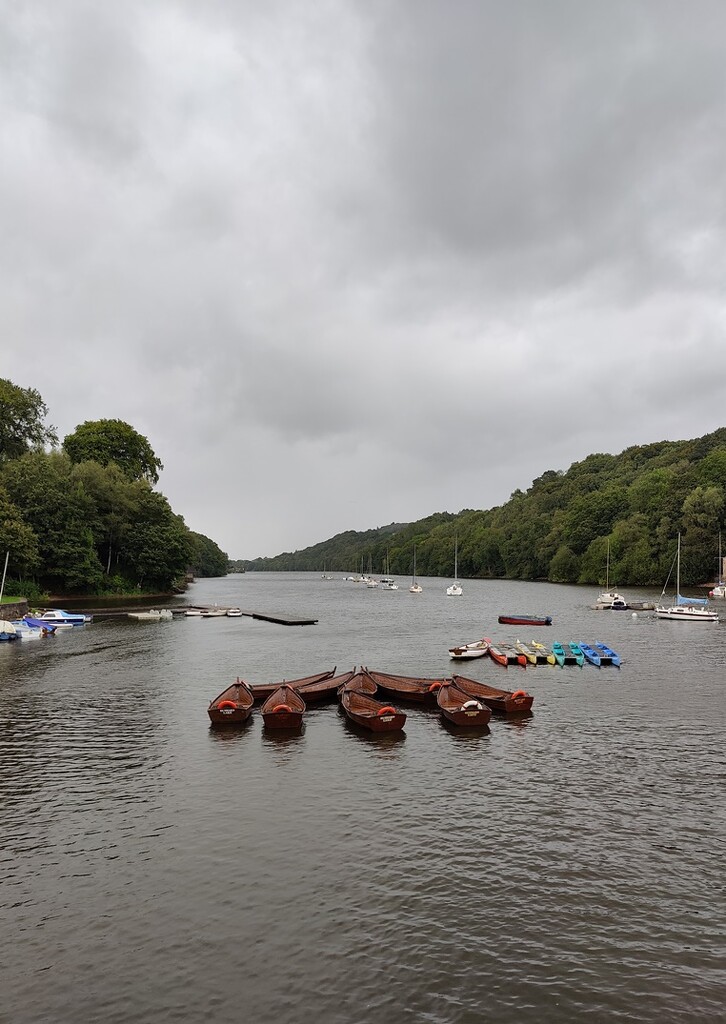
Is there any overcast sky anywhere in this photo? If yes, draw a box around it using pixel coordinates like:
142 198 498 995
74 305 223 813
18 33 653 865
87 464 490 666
3 1 726 558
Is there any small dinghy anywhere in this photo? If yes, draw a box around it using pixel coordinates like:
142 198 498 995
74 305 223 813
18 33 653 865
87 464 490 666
261 685 306 729
250 669 337 703
448 638 490 660
364 668 446 706
207 679 255 725
436 680 491 727
339 675 406 732
296 669 355 703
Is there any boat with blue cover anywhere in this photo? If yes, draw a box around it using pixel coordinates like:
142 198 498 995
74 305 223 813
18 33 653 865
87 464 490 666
35 608 92 626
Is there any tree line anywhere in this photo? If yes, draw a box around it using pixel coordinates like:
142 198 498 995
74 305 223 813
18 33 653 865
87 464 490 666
0 378 228 597
243 430 726 588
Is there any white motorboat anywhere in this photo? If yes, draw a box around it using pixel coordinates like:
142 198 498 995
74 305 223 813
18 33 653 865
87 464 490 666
38 608 92 625
11 620 44 639
226 608 243 617
380 577 398 590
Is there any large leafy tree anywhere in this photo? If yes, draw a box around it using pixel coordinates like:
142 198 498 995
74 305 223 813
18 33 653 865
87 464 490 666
189 532 229 577
120 484 193 590
0 486 40 577
63 419 163 484
0 378 57 462
2 452 104 590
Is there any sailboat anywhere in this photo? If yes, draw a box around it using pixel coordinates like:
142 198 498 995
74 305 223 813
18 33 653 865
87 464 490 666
655 533 719 622
709 532 725 598
596 540 628 609
446 537 463 597
380 550 398 590
409 544 422 593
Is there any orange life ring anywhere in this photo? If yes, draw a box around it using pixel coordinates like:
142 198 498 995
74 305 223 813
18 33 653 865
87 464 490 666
272 703 292 713
377 706 397 716
510 690 527 700
428 681 442 692
217 700 237 710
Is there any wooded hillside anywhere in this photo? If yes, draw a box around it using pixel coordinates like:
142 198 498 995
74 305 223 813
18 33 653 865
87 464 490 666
243 429 726 587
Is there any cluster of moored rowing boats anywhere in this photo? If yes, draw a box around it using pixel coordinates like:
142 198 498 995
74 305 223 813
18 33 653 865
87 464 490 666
447 638 621 667
207 667 534 733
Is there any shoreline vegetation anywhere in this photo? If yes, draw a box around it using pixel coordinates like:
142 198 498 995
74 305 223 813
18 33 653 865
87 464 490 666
3 379 725 594
0 378 228 598
240 428 726 590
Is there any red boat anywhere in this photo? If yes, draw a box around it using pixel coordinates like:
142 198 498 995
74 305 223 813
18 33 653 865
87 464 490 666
207 678 255 725
364 668 446 706
486 641 528 668
498 614 552 626
250 668 336 702
338 670 378 695
339 679 406 732
452 674 534 714
261 684 306 729
436 681 492 727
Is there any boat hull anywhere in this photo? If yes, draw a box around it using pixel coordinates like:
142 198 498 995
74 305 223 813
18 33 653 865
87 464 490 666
437 683 492 727
207 680 255 726
365 669 443 706
260 685 306 729
498 615 552 626
453 675 534 714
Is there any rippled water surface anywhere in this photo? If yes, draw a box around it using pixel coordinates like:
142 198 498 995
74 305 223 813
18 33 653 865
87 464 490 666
1 574 724 1023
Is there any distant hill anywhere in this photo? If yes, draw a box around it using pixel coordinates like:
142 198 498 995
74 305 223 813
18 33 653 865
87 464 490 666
240 429 726 587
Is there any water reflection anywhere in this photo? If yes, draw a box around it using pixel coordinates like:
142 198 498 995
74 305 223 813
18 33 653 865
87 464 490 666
439 718 492 740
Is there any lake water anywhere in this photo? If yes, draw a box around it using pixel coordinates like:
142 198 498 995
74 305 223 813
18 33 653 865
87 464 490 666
1 573 724 1023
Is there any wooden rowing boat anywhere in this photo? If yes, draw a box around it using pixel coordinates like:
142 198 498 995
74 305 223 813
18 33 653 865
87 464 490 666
436 680 492 727
364 668 446 706
498 614 552 626
452 674 534 714
338 670 378 695
339 683 406 732
448 638 490 660
250 668 336 702
260 684 306 729
296 669 356 702
207 678 255 725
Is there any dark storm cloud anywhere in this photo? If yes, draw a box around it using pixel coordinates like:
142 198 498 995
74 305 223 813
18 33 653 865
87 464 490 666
2 1 725 555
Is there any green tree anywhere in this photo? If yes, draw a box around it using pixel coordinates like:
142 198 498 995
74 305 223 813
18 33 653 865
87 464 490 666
121 484 193 590
0 378 57 462
0 486 40 576
63 419 163 484
189 532 229 577
2 452 104 590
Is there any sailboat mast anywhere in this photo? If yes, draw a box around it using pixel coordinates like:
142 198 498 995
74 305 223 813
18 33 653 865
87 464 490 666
676 532 681 596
